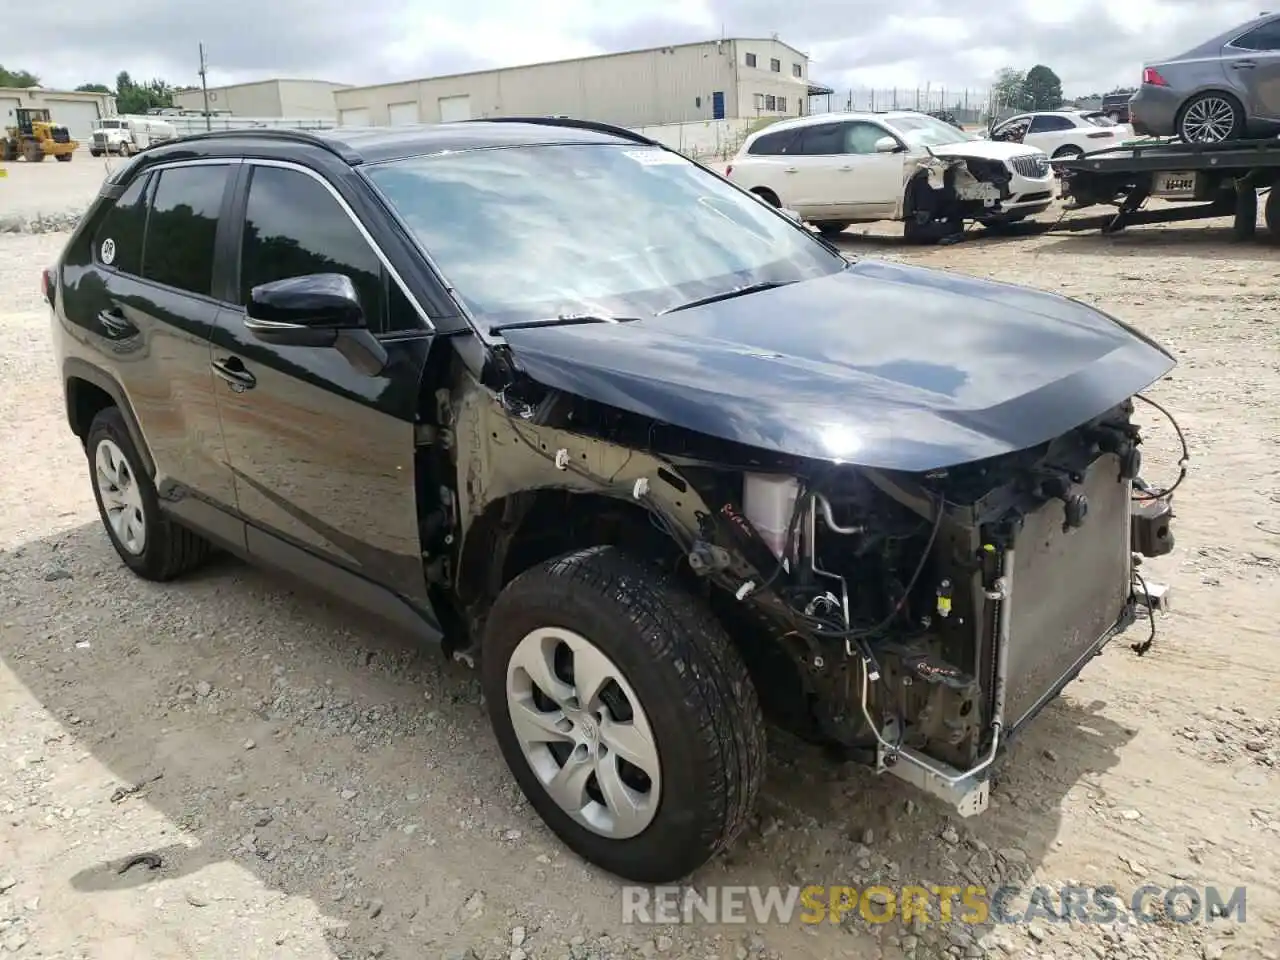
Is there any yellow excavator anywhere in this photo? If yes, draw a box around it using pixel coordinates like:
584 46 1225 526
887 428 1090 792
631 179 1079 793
1 108 78 162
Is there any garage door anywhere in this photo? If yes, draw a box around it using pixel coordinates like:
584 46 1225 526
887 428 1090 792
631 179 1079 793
438 95 471 123
1 97 22 130
45 100 103 142
339 107 371 127
388 101 419 125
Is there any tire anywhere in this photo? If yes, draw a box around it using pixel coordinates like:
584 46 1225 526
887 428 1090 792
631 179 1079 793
1051 146 1084 161
1234 186 1258 241
89 150 102 158
1177 92 1244 143
55 153 71 162
816 221 852 237
481 545 766 883
86 407 213 581
751 187 781 207
1265 188 1280 241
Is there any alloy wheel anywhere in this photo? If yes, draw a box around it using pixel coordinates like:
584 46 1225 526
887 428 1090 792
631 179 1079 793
1181 97 1237 142
95 438 147 555
505 626 662 840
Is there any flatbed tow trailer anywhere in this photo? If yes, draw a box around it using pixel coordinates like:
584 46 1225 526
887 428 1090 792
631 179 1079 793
1053 137 1280 240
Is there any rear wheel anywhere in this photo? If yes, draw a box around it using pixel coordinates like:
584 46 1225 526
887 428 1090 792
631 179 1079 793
22 142 44 162
1177 92 1244 143
86 407 213 581
482 545 766 883
751 187 781 207
55 153 71 162
816 221 852 237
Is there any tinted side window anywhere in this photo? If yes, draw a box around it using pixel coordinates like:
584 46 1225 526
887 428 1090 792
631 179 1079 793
93 173 151 276
240 166 417 333
797 123 848 155
1233 20 1280 50
1029 115 1074 133
142 165 229 297
746 129 798 155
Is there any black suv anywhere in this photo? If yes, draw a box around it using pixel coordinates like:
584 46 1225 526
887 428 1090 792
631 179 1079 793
45 119 1179 883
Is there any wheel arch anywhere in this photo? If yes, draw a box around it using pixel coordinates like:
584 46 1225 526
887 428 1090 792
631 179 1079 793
1175 88 1246 134
62 358 155 477
749 186 781 207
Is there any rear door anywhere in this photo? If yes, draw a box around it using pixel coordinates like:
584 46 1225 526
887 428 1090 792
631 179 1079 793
76 160 244 548
1224 17 1280 120
210 160 438 609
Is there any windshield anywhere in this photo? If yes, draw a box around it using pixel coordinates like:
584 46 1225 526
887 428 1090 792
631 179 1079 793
99 120 122 129
883 115 977 147
364 143 846 331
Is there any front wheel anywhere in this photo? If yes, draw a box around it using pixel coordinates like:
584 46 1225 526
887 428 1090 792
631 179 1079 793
481 546 766 883
55 153 71 162
1177 93 1244 143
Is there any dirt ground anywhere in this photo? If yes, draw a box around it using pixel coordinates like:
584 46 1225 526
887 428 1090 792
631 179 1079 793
1 196 1278 960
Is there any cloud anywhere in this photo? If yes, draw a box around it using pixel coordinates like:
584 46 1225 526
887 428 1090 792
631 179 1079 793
2 0 1267 98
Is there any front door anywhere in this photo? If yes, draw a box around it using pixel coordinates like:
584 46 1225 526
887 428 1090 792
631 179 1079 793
209 161 437 608
835 120 910 220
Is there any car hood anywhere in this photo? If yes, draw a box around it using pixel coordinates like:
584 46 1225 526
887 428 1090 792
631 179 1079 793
499 260 1175 473
930 139 1046 161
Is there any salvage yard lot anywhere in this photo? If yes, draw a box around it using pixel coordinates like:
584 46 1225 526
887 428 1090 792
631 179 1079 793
2 182 1279 959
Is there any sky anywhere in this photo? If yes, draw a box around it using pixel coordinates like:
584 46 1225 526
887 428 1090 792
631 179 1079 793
4 0 1270 98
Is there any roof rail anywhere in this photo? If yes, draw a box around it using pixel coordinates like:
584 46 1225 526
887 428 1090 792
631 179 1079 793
159 127 362 164
467 116 660 147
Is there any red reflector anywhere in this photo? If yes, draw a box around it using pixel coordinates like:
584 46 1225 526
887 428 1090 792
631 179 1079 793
1142 67 1167 86
725 164 733 176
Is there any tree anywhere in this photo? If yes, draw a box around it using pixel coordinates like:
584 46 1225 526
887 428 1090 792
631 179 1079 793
1024 64 1064 111
114 71 175 115
0 65 40 88
75 83 112 93
993 67 1028 111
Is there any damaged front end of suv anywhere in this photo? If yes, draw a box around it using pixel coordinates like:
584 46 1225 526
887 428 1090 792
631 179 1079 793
441 297 1179 818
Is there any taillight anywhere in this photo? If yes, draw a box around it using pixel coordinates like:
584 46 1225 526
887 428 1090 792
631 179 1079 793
41 267 52 305
725 164 733 177
1143 67 1168 86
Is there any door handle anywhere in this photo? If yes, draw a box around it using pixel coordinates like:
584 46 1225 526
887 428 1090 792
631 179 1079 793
839 165 855 171
97 307 135 338
1233 60 1257 69
783 166 798 173
211 357 256 391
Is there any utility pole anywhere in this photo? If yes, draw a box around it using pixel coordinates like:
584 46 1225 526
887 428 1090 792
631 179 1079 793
198 43 211 131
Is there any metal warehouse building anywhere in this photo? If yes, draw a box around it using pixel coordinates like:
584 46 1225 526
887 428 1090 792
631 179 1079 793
173 79 349 119
0 86 117 142
333 38 828 128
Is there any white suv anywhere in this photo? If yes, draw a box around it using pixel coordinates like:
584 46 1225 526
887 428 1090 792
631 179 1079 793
989 110 1134 163
725 111 1055 240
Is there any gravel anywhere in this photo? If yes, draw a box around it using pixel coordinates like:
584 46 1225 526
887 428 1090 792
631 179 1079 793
1 208 1278 959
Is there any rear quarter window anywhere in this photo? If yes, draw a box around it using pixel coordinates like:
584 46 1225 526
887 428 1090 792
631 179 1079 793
92 173 151 276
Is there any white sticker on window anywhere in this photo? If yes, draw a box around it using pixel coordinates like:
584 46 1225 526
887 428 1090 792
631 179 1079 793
100 238 116 265
622 149 687 166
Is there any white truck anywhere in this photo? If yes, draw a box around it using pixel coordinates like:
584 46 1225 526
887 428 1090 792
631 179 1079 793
88 116 177 157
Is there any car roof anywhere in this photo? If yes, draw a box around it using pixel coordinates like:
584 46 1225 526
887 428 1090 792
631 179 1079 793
745 110 933 136
131 117 657 167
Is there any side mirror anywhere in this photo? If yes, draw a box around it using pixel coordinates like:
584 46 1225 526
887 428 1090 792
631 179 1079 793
245 273 388 375
246 274 365 344
874 136 901 154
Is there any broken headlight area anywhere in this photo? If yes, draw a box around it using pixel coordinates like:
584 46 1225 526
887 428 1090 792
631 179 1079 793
685 400 1176 815
907 157 1012 234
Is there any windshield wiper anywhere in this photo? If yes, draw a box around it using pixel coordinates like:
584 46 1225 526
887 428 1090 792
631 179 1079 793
658 280 795 316
489 313 642 336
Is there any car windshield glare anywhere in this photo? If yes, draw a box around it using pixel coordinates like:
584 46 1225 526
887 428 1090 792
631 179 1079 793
364 143 846 330
884 115 978 147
